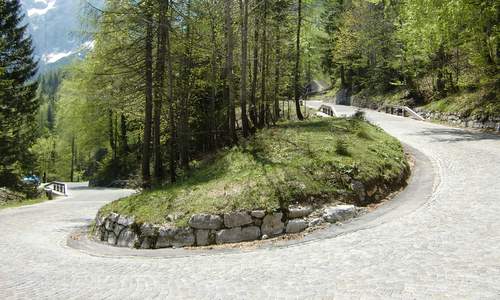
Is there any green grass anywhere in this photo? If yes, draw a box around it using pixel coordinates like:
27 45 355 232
99 117 408 227
423 88 500 118
0 194 49 210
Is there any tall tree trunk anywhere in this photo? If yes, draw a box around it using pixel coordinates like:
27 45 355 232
208 11 218 149
179 0 193 168
142 15 154 188
239 0 250 137
249 14 259 128
340 64 346 88
120 114 129 155
108 109 115 160
224 0 237 143
294 0 304 120
259 0 268 128
70 135 75 182
153 0 168 183
166 0 177 183
273 26 281 122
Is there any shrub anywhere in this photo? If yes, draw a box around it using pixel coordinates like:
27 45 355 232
335 139 350 156
17 181 42 199
357 128 373 140
91 153 140 187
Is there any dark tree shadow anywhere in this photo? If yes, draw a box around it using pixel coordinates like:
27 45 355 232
409 127 500 143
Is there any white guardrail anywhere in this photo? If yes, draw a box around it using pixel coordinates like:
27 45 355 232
44 182 67 198
317 104 338 117
380 105 425 121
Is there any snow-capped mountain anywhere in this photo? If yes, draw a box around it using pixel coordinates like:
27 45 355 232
20 0 101 70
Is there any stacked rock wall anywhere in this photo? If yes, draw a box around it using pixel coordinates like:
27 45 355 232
94 162 409 249
415 108 500 132
94 205 368 249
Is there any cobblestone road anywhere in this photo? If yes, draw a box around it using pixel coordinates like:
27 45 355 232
1 105 499 299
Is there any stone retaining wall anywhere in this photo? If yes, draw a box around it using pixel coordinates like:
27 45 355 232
414 108 500 132
94 204 367 249
0 188 24 205
347 93 500 132
94 164 409 249
350 95 500 132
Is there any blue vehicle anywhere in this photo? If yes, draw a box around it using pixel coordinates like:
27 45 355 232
22 175 41 186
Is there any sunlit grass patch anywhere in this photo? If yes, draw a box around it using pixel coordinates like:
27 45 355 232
99 117 408 227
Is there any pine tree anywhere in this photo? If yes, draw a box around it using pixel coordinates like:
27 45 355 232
0 0 39 188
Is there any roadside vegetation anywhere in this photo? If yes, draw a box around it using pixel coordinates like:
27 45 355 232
0 189 48 210
320 1 498 118
99 117 408 227
422 87 500 118
3 0 494 203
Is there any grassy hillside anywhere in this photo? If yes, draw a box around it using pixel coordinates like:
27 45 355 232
422 88 500 118
99 117 409 227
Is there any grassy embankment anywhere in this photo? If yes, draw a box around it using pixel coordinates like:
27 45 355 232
327 86 499 119
314 79 499 121
0 193 48 210
99 117 408 227
422 88 500 118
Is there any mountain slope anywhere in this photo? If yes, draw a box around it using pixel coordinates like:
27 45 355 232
20 0 101 69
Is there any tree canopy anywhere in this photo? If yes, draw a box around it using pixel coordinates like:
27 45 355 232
10 0 498 189
0 0 39 188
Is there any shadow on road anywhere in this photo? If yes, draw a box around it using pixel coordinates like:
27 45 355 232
410 127 500 143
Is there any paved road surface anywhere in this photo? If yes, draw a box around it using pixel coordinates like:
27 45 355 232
1 105 499 299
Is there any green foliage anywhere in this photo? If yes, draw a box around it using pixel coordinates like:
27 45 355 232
99 118 408 226
320 0 498 106
0 0 39 189
28 0 333 185
92 153 140 187
424 87 500 118
335 138 350 156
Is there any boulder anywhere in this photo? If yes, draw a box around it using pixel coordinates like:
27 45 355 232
112 223 125 237
323 205 357 223
195 229 210 246
308 218 324 227
287 206 313 219
117 229 138 248
250 210 266 218
215 226 261 244
286 219 308 234
351 181 365 201
156 226 195 248
253 218 262 226
140 223 157 236
188 214 223 230
224 212 253 228
261 213 284 237
139 224 158 249
117 215 135 227
107 232 117 245
108 212 120 223
104 219 114 231
140 237 155 249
